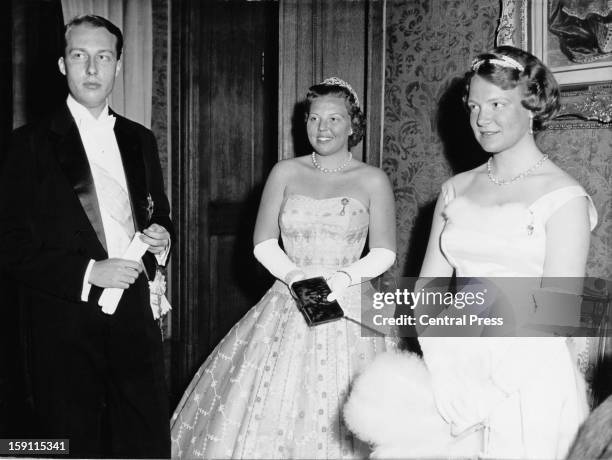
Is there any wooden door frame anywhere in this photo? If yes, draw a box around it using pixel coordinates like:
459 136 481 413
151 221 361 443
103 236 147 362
364 0 386 167
168 0 205 401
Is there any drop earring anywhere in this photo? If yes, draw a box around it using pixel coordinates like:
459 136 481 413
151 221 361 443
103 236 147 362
529 113 534 135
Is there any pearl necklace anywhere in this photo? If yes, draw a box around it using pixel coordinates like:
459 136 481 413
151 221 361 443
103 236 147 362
311 152 352 173
487 154 549 186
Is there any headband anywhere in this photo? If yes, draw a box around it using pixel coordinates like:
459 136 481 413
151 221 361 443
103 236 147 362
319 77 360 108
471 54 525 72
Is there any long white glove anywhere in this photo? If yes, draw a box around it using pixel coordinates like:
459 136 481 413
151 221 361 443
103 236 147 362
327 247 395 301
253 238 306 286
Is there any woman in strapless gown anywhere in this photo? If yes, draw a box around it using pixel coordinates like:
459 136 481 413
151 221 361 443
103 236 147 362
344 46 598 459
171 78 397 459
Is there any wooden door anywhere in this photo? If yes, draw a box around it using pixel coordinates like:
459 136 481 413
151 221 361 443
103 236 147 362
170 0 278 401
201 0 278 355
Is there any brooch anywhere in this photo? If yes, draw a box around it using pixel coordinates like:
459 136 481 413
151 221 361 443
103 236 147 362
339 198 349 216
527 211 535 236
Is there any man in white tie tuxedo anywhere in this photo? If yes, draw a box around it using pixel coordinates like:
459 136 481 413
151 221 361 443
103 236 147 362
0 15 172 458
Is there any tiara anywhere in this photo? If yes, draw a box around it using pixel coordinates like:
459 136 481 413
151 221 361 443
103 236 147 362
471 54 524 72
320 77 360 108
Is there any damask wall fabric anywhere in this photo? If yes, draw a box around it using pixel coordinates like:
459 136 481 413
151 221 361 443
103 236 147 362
383 0 500 277
537 129 612 279
151 0 169 180
384 0 611 279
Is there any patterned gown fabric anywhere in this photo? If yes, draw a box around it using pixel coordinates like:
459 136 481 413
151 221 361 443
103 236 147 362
171 195 394 459
419 182 599 459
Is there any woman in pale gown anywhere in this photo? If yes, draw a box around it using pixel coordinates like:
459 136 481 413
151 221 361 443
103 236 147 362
171 78 397 459
344 46 598 459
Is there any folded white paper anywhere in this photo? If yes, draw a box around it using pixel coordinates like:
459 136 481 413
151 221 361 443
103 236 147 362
99 233 149 314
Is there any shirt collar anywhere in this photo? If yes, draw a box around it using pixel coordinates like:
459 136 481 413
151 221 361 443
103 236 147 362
66 95 114 128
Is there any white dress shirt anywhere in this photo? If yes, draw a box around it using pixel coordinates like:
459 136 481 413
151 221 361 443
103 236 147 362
66 96 168 301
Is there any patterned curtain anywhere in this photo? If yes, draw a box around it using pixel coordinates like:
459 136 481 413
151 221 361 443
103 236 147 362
61 0 153 128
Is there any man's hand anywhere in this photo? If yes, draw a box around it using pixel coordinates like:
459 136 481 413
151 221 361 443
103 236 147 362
141 224 170 254
89 258 143 289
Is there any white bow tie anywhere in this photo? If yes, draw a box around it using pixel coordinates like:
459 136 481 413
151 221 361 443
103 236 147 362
79 113 116 132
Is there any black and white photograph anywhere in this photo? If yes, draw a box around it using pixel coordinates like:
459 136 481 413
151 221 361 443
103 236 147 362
1 0 611 459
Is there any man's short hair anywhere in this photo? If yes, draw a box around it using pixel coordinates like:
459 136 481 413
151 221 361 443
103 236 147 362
62 14 124 60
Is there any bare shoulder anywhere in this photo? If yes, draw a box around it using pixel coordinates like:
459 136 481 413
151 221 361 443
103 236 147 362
352 161 392 190
444 163 485 194
352 160 389 181
540 159 582 191
268 156 308 180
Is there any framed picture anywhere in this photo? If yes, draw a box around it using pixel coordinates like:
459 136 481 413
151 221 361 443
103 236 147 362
498 0 612 85
497 0 612 124
531 0 612 85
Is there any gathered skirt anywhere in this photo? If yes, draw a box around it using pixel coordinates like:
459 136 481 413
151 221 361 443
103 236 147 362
171 280 395 459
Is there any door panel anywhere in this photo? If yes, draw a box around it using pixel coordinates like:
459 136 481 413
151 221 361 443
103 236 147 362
172 1 278 386
199 1 278 364
169 0 278 400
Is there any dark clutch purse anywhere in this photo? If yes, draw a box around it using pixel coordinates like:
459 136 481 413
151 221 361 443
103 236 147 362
291 276 345 326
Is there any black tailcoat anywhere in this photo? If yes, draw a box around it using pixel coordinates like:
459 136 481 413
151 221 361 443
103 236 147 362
0 103 173 458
